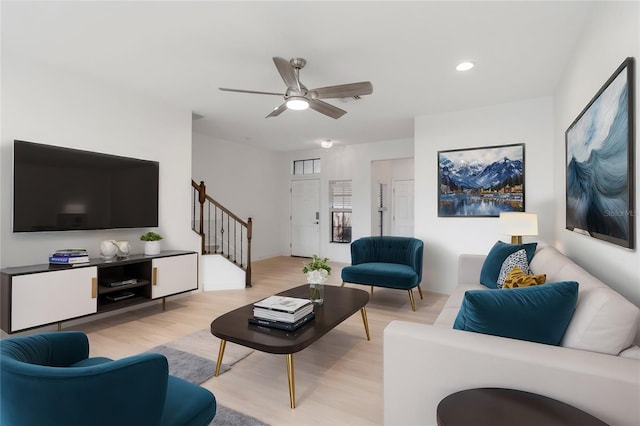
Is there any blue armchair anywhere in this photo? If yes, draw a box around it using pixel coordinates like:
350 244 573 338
0 331 216 426
341 236 424 311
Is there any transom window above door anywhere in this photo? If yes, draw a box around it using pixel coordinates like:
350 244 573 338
293 158 321 175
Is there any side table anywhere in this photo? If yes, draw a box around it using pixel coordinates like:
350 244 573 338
437 388 608 426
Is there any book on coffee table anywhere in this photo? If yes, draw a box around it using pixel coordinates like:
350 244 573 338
253 295 312 313
249 311 315 331
253 295 313 322
253 304 314 323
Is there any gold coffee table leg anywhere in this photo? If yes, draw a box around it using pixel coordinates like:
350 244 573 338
214 339 227 377
361 307 371 341
286 354 296 408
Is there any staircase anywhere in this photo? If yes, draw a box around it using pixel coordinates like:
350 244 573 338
191 180 252 287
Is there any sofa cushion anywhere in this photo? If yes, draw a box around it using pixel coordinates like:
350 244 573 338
529 246 578 283
561 285 640 355
71 357 113 367
531 247 640 355
502 266 546 288
496 249 531 288
453 281 578 345
619 346 640 360
480 241 537 289
341 262 420 289
434 284 486 328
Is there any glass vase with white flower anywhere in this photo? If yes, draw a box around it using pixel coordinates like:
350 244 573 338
302 255 331 305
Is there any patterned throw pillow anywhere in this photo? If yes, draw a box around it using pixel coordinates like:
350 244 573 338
496 249 531 288
479 241 538 289
503 266 547 288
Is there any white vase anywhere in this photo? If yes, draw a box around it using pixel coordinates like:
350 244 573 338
144 240 161 256
116 241 130 258
100 240 118 260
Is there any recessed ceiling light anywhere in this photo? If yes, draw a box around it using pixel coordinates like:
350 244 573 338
456 61 475 72
321 139 334 149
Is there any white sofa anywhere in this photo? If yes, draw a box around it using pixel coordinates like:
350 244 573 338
384 245 640 426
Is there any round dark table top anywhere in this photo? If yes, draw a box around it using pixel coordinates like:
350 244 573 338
437 388 608 426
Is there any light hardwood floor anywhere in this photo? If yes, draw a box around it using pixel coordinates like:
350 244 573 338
79 256 448 425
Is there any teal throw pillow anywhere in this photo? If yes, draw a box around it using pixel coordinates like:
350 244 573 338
479 241 538 289
453 281 578 346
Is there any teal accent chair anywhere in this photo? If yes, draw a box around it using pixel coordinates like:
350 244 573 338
0 331 216 426
341 236 424 311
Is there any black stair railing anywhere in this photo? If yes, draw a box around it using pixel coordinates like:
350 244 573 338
191 180 252 287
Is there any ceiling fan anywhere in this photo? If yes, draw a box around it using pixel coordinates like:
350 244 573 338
219 57 373 119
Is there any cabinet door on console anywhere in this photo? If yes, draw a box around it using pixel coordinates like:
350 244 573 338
151 253 198 299
11 266 98 332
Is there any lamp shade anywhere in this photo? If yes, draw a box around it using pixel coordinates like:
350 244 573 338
499 212 538 240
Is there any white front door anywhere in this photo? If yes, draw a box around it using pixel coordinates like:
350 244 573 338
290 179 320 257
392 179 415 237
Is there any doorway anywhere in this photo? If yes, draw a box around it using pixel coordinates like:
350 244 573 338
371 158 415 237
290 179 320 257
392 179 415 237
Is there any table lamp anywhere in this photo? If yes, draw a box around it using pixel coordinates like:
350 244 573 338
499 212 538 244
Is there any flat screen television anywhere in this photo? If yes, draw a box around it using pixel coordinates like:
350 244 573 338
13 140 159 232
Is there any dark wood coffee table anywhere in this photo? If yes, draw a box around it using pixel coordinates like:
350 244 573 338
437 388 608 426
210 284 370 408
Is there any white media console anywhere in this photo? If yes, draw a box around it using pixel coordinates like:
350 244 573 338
0 250 197 333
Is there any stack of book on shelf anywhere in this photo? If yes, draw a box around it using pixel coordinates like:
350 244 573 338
49 249 90 265
249 295 315 331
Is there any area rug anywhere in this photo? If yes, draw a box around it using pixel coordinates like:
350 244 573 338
210 405 269 426
146 345 228 383
147 328 253 383
147 329 269 425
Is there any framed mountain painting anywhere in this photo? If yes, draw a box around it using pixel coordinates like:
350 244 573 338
566 57 635 249
438 143 525 217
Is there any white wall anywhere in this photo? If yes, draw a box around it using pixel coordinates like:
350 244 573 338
1 54 198 267
415 97 555 294
201 254 246 291
191 132 283 260
281 139 414 263
553 1 640 307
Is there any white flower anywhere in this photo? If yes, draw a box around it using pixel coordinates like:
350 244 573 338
306 269 327 284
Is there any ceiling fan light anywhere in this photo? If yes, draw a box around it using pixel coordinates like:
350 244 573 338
286 97 309 110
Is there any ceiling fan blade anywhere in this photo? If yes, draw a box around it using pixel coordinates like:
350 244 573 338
307 99 347 119
265 103 287 118
219 87 284 96
310 81 373 99
273 57 300 91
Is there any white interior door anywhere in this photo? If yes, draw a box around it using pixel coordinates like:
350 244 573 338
392 179 415 237
291 179 320 257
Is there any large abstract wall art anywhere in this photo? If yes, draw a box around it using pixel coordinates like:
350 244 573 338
438 143 525 217
566 57 635 249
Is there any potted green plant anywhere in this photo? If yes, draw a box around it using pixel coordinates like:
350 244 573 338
140 231 163 255
302 255 331 305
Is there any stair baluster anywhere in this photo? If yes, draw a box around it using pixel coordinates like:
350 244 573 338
191 180 252 287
